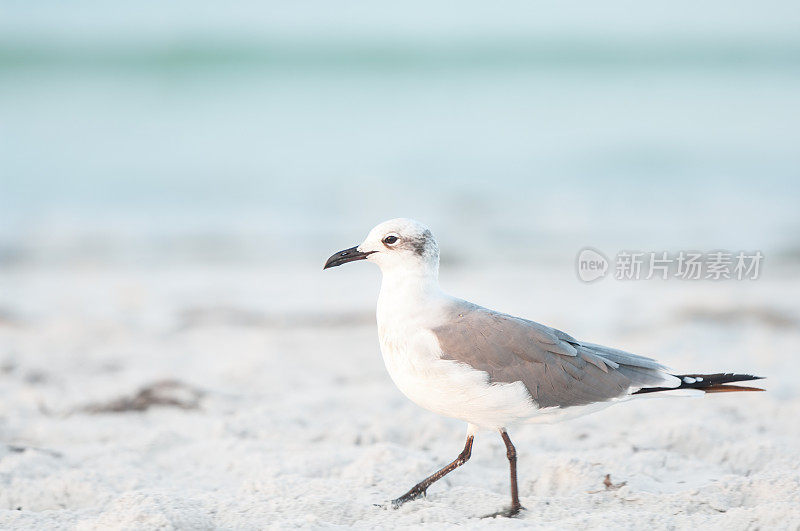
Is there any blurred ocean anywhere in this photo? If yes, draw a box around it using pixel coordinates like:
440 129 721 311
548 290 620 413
1 1 799 268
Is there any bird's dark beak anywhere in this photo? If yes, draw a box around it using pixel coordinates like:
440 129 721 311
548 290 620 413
323 246 375 269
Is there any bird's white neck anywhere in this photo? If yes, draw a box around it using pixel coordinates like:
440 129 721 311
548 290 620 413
376 266 445 329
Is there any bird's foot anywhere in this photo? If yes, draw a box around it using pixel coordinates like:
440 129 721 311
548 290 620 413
390 487 427 509
482 504 524 519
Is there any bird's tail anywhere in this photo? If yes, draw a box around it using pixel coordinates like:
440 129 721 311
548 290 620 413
632 373 765 395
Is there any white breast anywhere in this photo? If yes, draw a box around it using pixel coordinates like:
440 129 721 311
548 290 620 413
375 269 542 430
377 323 540 430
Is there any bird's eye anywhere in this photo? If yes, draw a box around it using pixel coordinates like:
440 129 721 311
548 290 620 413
383 235 399 245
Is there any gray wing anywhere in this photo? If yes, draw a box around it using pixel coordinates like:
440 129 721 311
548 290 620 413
432 301 677 409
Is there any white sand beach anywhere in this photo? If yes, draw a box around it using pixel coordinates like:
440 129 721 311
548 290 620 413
1 263 798 529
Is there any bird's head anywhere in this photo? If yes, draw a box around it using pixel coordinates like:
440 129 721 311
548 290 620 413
324 218 439 275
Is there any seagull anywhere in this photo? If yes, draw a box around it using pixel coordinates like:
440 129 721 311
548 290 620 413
324 218 763 518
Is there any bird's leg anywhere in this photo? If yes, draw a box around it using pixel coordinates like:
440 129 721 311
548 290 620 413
391 435 474 509
484 429 524 518
502 430 523 515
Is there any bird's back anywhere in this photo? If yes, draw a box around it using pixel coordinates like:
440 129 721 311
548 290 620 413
431 300 681 410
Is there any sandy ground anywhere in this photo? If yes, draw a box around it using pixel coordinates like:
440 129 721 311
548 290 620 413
1 264 799 529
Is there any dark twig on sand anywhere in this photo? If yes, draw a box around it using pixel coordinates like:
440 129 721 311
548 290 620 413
82 380 204 413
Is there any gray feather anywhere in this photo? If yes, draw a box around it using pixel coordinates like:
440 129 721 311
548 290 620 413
432 300 675 409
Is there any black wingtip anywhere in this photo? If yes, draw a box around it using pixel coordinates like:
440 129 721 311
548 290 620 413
633 372 766 395
679 373 764 384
